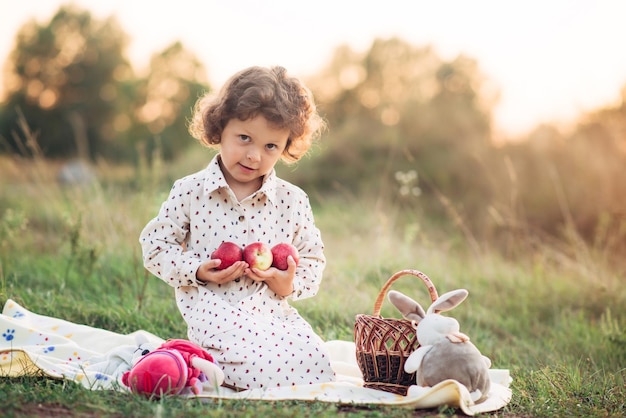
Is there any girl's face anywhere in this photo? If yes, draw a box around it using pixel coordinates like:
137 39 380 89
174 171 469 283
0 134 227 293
219 115 290 198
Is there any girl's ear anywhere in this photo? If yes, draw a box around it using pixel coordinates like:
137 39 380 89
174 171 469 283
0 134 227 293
427 289 469 314
388 290 426 322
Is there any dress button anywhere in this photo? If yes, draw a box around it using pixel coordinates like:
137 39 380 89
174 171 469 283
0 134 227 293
238 215 245 222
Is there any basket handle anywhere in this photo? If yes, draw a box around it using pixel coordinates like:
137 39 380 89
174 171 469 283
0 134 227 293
372 269 439 317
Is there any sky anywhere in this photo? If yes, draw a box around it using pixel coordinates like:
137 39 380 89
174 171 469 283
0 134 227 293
1 0 626 139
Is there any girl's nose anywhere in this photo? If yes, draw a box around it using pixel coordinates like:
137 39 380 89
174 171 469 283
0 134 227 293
247 149 260 162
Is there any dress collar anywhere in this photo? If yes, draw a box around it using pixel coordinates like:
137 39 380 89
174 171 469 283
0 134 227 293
203 154 277 204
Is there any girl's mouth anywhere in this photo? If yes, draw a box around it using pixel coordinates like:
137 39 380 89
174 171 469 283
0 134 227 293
238 163 255 173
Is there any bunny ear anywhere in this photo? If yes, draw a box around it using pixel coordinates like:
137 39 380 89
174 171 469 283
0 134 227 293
388 290 427 322
134 333 150 345
427 289 469 314
190 357 225 387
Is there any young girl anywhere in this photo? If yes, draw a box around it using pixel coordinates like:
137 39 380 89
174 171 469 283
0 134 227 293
139 66 336 390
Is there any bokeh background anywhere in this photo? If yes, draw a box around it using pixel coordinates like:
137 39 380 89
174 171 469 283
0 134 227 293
1 0 625 265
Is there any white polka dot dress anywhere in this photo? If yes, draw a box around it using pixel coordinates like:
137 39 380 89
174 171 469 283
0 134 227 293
139 154 336 389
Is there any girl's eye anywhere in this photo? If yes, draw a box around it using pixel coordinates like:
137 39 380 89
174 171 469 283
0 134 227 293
266 143 278 151
239 135 251 142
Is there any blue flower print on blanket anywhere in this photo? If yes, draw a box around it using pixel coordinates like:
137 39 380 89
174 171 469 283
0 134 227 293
12 310 25 318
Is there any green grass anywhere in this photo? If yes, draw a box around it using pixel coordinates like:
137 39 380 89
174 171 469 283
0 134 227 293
1 154 625 417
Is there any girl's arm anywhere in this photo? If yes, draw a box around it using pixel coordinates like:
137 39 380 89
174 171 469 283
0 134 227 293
288 196 326 301
139 180 203 288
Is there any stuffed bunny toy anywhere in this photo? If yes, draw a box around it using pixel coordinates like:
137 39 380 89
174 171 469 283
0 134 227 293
122 339 224 398
388 289 492 403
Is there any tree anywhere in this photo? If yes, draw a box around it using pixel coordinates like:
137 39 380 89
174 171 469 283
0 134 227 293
126 42 209 162
1 6 210 163
300 37 495 210
0 5 133 159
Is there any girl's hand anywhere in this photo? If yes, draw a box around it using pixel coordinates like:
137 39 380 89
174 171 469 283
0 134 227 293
245 255 297 297
196 259 248 285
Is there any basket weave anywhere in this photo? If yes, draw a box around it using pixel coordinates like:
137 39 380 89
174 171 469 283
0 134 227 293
354 269 439 395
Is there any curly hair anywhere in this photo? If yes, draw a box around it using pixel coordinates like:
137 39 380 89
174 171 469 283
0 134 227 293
189 66 325 163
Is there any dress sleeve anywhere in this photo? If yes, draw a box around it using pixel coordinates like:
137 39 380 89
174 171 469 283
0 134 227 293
139 179 203 288
288 194 326 301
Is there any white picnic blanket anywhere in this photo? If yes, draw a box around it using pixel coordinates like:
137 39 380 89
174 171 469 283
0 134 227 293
0 298 511 415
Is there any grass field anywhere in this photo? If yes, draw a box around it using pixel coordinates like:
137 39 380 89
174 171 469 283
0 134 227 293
0 152 625 417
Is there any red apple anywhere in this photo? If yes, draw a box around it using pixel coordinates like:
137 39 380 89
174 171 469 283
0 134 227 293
243 242 273 270
271 243 299 270
210 241 243 270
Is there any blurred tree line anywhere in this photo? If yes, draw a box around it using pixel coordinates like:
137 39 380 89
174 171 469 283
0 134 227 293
0 5 207 162
298 38 626 259
1 5 625 257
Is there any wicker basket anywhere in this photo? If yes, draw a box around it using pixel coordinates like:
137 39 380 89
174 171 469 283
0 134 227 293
354 269 439 395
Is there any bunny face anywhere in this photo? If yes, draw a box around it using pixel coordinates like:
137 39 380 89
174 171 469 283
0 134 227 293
416 314 461 346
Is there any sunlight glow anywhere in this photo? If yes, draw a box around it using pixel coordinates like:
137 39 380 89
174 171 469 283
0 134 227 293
339 65 366 90
39 88 58 109
381 107 400 126
2 0 626 138
360 89 380 109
